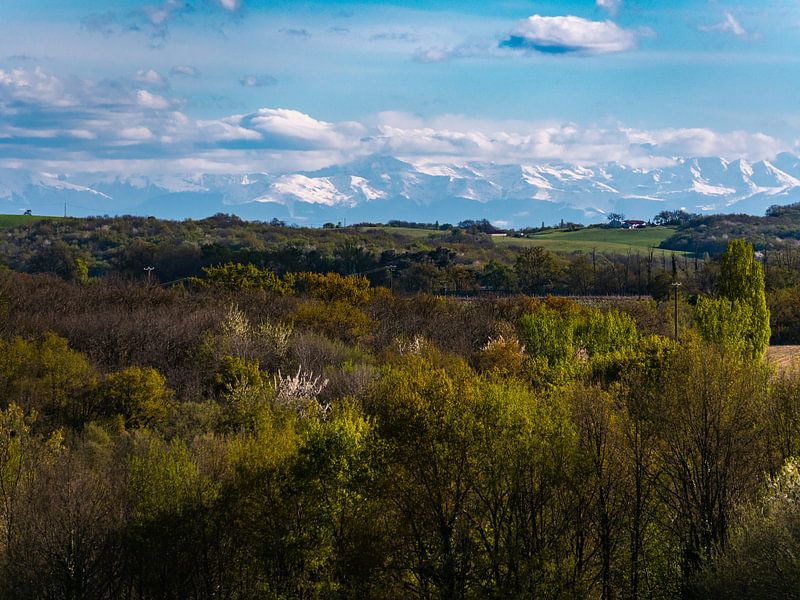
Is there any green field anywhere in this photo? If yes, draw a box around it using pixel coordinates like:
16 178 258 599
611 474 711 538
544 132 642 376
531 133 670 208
495 227 678 254
360 224 678 254
0 214 60 228
358 226 449 239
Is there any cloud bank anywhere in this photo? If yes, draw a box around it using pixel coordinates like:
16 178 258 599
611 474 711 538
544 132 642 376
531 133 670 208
0 67 787 175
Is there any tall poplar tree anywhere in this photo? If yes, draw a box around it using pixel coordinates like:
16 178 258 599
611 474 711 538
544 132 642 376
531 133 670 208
718 240 770 359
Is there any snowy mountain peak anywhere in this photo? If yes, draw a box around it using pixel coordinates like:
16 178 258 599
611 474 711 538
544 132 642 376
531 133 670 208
3 153 800 226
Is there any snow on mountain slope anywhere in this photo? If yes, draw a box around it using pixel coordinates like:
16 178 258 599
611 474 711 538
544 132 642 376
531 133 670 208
262 174 354 207
4 153 800 226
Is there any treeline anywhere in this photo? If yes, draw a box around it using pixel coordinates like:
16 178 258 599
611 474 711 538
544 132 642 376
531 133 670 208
9 213 800 343
0 214 706 296
0 240 797 598
660 202 800 254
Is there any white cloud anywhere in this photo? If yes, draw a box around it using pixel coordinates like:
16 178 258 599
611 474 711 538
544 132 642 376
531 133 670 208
625 127 781 160
501 15 637 54
170 65 199 78
68 129 96 140
239 108 364 150
700 11 748 38
120 126 154 141
143 0 185 27
364 114 785 166
133 69 167 87
596 0 621 15
136 90 171 109
196 118 262 142
0 67 73 106
217 0 241 11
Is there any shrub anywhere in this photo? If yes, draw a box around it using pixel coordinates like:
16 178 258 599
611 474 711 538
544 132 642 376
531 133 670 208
291 300 373 344
210 356 263 399
97 367 172 428
287 272 373 305
198 262 290 294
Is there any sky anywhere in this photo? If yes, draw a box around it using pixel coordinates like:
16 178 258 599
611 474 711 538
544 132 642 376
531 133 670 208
0 0 799 175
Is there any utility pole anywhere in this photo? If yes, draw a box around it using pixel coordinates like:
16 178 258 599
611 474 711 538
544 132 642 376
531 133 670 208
143 266 155 285
671 281 682 340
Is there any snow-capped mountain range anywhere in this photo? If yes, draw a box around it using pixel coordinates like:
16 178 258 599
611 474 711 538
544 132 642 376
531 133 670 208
4 153 800 227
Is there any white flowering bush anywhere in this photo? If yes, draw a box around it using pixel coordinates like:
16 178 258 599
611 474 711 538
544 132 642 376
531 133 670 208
396 335 428 356
219 304 252 357
216 305 294 365
476 333 527 376
220 304 251 339
256 320 294 359
272 366 330 418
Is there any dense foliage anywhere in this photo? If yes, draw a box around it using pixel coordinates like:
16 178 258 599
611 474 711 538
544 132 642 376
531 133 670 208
0 233 797 598
660 202 800 254
694 240 771 358
0 214 707 299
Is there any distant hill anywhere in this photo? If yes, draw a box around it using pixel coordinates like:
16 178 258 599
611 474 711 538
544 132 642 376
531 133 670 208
660 203 800 254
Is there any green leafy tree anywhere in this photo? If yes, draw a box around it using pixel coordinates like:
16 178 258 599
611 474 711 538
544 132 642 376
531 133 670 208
654 335 771 578
575 308 638 356
768 372 800 465
98 367 172 428
518 304 639 386
694 297 754 357
283 403 389 597
0 333 94 420
369 355 485 598
514 246 560 294
126 437 222 597
198 262 291 294
715 240 770 358
28 241 89 282
480 260 517 290
287 271 373 305
0 405 35 571
209 356 263 399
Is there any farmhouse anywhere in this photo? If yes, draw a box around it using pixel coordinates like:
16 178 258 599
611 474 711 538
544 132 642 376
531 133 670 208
623 219 647 229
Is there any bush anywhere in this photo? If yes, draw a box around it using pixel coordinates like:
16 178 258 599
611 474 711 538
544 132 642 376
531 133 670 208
291 300 373 344
97 367 172 428
209 356 263 399
198 262 290 294
288 272 373 305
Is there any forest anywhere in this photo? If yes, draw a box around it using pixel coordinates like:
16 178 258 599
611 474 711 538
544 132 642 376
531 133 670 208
5 212 800 343
0 221 798 599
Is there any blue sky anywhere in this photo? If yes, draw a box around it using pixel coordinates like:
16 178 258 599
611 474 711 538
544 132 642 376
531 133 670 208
0 0 798 175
